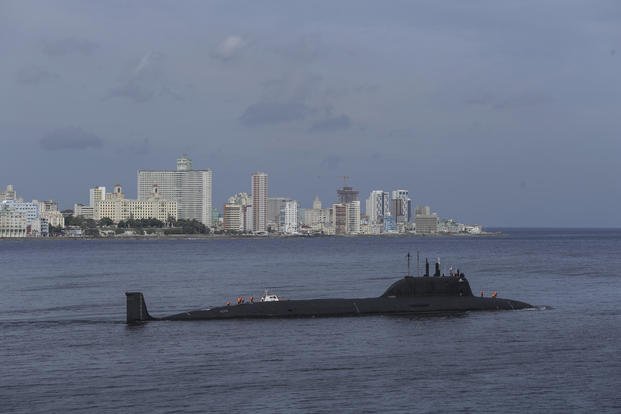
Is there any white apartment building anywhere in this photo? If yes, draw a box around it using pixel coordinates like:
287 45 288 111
2 199 39 224
0 202 28 237
252 172 268 233
225 192 252 232
280 200 298 234
366 190 389 226
223 204 243 232
0 199 46 237
34 200 64 228
89 186 106 207
347 200 361 234
137 156 212 226
74 204 94 219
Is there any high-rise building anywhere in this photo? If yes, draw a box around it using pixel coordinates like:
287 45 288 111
332 203 348 235
347 200 361 234
366 190 389 225
252 172 268 233
391 190 412 223
280 200 298 234
268 197 289 231
137 156 213 226
89 186 106 208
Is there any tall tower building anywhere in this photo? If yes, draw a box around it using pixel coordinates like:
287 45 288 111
252 172 268 233
268 197 289 230
281 200 298 234
347 200 361 234
89 186 106 208
391 189 412 223
366 190 389 225
137 156 213 226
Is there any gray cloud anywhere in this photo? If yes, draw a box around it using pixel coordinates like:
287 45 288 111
211 35 248 61
40 127 104 151
277 35 324 63
109 82 157 103
240 102 310 126
108 51 182 103
464 92 551 111
319 155 342 170
121 138 151 156
42 37 99 57
15 66 59 85
309 115 352 133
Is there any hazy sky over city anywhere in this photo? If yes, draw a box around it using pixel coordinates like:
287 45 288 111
1 0 620 226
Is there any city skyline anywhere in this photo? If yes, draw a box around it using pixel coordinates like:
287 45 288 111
2 2 620 227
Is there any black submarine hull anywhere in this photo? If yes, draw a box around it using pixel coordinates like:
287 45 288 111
126 293 532 323
164 297 531 320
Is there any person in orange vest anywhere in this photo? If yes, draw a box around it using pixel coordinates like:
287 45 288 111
480 291 484 297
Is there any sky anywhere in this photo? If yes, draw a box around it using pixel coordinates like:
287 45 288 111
1 0 620 227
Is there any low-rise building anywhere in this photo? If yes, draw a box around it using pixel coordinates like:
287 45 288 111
414 206 438 235
0 202 28 237
74 204 94 219
223 204 243 232
94 185 177 223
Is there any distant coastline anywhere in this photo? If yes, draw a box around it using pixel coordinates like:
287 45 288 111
0 230 502 241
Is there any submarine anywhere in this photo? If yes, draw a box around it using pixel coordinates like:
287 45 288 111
126 258 532 324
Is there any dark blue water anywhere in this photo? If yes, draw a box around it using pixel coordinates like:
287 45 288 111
1 230 620 413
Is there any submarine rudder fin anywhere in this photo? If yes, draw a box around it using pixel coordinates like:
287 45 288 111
125 292 154 324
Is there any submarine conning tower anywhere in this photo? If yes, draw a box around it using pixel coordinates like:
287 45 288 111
381 275 474 298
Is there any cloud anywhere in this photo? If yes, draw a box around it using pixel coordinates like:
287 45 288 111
108 51 182 103
15 66 59 85
42 37 99 57
120 138 151 156
464 92 550 111
309 115 352 133
40 127 104 151
211 35 247 61
277 35 324 63
109 82 157 103
319 155 342 170
240 102 310 126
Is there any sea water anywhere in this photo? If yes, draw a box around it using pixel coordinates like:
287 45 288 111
1 229 620 413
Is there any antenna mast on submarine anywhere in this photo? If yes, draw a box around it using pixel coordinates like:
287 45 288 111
406 252 411 277
416 250 420 277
